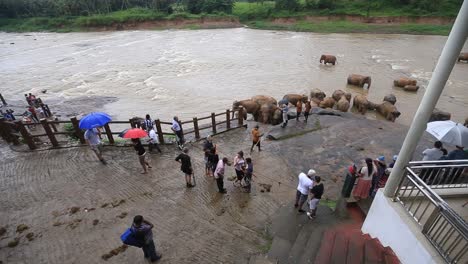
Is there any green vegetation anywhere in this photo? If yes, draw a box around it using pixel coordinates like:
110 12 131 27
0 0 462 34
63 123 80 141
322 199 337 210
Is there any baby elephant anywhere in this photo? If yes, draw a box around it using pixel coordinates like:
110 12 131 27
394 77 417 87
403 85 420 92
376 101 401 122
336 96 350 112
347 74 372 89
458 52 468 62
353 95 370 115
320 55 337 65
319 97 336 109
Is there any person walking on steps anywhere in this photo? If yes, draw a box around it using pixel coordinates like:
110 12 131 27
84 127 106 164
175 148 194 188
148 127 162 153
307 176 324 220
296 101 302 122
171 116 184 149
131 215 162 263
250 125 263 152
132 138 152 174
304 100 311 122
214 157 230 193
294 169 315 213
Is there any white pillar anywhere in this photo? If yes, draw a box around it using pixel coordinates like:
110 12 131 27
383 1 468 197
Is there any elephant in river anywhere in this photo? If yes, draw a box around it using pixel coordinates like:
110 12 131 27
403 85 420 92
394 78 417 87
319 97 336 109
259 103 282 125
283 94 308 106
319 55 337 65
332 90 351 102
458 52 468 62
336 96 350 112
376 101 401 122
232 99 261 120
383 94 397 105
310 88 326 102
130 117 146 129
251 95 277 106
347 74 372 89
353 95 371 115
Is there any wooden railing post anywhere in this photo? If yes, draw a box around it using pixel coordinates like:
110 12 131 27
104 123 114 144
44 104 52 117
41 119 58 147
50 121 58 133
0 93 7 106
226 109 231 129
193 117 200 139
238 107 244 127
155 119 164 144
16 120 36 150
211 113 217 134
129 119 136 128
70 117 85 144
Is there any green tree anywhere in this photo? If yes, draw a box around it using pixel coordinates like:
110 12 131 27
275 0 299 11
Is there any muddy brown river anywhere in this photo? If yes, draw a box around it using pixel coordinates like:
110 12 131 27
1 28 467 125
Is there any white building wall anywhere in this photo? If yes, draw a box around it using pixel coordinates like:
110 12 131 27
362 189 444 264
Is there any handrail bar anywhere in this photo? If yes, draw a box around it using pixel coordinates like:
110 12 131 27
408 160 468 165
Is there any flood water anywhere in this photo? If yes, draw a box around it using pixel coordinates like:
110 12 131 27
1 28 467 125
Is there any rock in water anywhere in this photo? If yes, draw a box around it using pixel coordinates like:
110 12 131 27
16 224 28 233
429 108 451 122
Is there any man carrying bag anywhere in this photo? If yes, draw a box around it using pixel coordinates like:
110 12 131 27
121 215 162 262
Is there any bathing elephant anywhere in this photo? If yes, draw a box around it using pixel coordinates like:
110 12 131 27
403 85 420 92
319 97 336 109
347 74 372 89
353 95 370 115
458 52 468 62
429 108 451 122
283 94 308 106
232 99 261 120
259 103 282 125
332 90 345 102
383 94 397 105
376 101 401 122
319 55 337 65
130 117 146 129
394 78 417 87
310 88 326 102
336 96 350 112
251 95 277 107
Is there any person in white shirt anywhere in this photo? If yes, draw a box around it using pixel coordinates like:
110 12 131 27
422 141 444 161
148 128 162 153
171 116 184 146
294 169 316 213
214 157 231 194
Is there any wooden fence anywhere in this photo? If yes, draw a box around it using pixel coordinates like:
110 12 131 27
0 108 245 150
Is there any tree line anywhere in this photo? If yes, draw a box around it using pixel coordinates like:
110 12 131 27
0 0 462 18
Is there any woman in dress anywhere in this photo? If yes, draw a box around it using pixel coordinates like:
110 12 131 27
353 158 375 200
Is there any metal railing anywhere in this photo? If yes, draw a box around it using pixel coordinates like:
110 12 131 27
393 160 468 263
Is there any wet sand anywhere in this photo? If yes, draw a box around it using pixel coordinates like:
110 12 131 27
0 112 435 264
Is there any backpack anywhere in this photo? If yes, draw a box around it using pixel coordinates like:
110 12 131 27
120 228 144 248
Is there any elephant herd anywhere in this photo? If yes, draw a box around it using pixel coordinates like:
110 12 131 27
232 89 402 125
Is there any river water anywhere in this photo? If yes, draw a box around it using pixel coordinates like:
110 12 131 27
1 28 467 125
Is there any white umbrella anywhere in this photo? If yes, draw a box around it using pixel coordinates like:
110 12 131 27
426 120 468 147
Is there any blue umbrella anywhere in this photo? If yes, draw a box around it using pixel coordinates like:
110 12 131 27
79 112 112 129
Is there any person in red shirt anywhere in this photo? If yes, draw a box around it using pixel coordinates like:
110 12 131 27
28 106 39 122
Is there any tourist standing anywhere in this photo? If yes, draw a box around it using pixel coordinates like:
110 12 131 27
175 148 194 188
422 141 444 161
28 106 39 122
148 128 162 153
214 157 230 193
243 157 255 193
132 138 151 174
370 156 386 197
233 151 246 186
446 145 468 160
294 169 315 213
352 158 375 200
84 127 106 164
144 114 154 132
304 100 311 122
207 148 219 176
307 176 324 220
250 125 262 152
131 215 162 262
171 116 184 148
296 101 302 121
203 136 215 176
341 164 357 198
280 104 289 128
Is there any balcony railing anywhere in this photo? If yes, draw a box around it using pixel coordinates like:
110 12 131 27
393 160 468 264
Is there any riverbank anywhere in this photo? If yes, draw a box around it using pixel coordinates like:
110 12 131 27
0 5 455 35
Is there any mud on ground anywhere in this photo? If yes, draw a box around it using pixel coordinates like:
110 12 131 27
0 111 433 263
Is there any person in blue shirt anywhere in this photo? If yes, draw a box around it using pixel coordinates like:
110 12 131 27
131 215 162 262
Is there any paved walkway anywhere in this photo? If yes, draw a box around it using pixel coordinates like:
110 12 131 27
0 113 434 264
